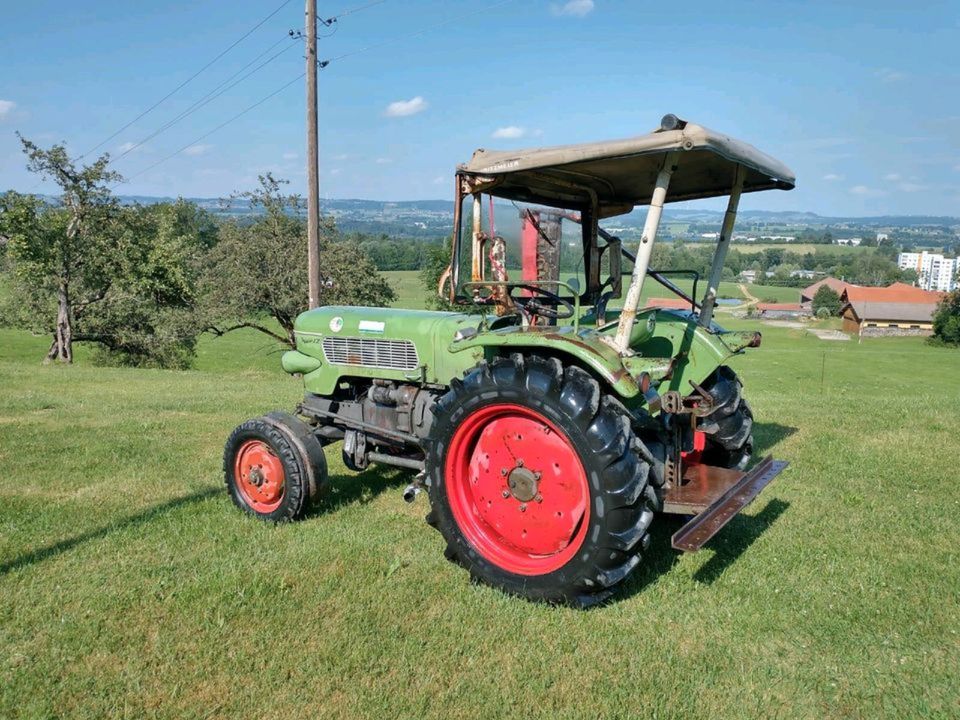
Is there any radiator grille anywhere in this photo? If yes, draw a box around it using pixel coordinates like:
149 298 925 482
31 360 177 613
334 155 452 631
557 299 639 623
321 336 420 371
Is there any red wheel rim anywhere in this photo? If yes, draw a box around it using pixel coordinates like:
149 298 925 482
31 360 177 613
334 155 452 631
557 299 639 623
234 440 286 513
445 403 590 575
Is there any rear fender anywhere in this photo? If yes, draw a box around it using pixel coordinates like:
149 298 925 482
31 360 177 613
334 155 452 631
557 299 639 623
449 326 642 399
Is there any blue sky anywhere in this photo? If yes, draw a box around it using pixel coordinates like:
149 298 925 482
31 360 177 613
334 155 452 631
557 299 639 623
1 0 958 215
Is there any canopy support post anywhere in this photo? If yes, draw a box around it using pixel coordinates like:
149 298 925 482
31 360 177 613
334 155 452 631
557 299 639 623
613 153 678 353
699 164 746 328
470 194 484 284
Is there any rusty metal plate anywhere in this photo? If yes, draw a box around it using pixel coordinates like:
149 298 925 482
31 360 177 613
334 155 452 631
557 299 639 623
669 456 788 552
662 463 746 516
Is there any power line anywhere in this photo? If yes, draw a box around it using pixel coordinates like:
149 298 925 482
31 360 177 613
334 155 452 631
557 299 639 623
77 0 294 160
113 35 298 163
329 0 388 21
116 72 305 187
116 0 389 174
320 0 513 65
118 0 517 187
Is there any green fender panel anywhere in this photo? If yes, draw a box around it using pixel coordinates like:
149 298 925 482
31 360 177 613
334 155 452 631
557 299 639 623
450 324 642 398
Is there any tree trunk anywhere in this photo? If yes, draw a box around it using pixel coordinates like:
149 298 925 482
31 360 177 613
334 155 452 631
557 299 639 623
44 281 73 364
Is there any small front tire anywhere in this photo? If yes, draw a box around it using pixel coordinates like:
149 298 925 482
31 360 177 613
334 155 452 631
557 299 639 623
223 412 327 522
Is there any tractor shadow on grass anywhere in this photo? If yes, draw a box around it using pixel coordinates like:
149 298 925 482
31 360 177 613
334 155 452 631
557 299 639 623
688 498 790 585
0 487 220 577
303 465 411 519
752 422 797 456
618 498 791 600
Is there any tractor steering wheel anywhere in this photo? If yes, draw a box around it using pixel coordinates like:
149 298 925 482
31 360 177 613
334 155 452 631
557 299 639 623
508 284 576 320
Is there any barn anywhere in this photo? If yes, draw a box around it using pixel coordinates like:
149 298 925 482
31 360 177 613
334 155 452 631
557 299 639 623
839 283 944 336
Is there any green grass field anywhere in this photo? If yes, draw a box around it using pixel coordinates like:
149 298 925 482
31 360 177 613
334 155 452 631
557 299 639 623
1 271 958 719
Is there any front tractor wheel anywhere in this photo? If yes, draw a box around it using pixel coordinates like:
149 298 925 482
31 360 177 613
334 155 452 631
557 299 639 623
223 412 328 522
425 355 656 607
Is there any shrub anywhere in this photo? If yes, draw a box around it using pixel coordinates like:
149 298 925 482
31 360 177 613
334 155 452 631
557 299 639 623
930 290 960 346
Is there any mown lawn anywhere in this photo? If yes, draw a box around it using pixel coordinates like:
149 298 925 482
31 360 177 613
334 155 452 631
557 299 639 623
1 273 958 719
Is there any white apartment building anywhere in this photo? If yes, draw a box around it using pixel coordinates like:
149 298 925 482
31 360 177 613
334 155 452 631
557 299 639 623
897 251 959 292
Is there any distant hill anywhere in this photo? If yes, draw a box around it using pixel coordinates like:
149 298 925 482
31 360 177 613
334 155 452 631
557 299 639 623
15 193 960 235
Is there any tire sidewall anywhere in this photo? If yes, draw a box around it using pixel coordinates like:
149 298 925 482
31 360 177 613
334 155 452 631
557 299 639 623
224 419 309 522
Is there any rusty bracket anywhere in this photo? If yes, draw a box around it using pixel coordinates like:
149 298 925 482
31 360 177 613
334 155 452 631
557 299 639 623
670 456 788 552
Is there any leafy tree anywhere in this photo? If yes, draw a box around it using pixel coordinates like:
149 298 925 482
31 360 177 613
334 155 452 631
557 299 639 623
5 136 121 362
420 240 456 311
930 290 960 346
202 174 395 348
1 188 215 368
812 285 841 316
900 268 919 285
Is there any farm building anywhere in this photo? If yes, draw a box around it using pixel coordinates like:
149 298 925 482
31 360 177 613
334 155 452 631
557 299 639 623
756 302 807 319
839 283 944 336
800 277 857 308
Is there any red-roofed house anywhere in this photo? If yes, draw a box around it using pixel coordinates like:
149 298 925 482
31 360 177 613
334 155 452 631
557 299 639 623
800 277 858 307
840 283 945 336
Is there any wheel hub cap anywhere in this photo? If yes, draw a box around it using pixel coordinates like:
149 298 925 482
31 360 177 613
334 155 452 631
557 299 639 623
507 466 539 502
234 440 285 513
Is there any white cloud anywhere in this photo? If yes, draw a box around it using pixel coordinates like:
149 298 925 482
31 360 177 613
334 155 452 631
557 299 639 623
822 173 843 181
850 185 887 197
883 172 902 181
899 182 926 192
432 175 445 185
329 168 341 176
551 0 594 17
118 141 138 153
375 157 392 165
875 68 906 83
184 144 212 156
333 153 350 161
282 152 298 160
953 163 960 172
493 125 527 140
385 96 427 117
492 126 526 139
0 100 15 119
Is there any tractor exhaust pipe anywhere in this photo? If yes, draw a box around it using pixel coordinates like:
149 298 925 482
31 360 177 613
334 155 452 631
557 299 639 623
402 471 427 503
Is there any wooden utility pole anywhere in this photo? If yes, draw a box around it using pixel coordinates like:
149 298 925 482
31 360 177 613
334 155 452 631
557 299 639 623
305 0 321 308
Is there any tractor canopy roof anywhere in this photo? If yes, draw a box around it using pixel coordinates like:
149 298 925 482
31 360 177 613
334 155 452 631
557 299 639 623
459 117 795 217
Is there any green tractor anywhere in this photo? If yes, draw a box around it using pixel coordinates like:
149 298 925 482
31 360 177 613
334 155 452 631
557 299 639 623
224 115 793 606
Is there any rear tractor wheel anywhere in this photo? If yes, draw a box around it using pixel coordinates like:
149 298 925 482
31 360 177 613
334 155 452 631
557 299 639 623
699 366 754 471
223 412 328 522
425 355 657 607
